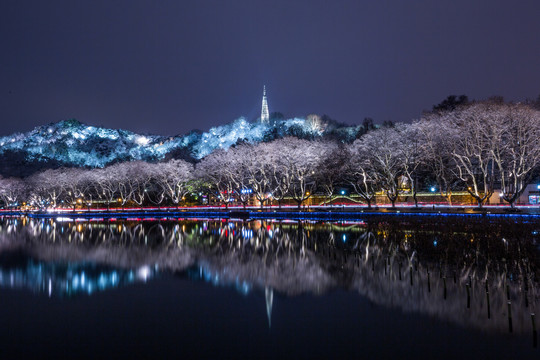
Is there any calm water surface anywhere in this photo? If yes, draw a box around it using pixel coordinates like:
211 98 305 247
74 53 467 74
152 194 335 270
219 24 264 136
0 215 538 359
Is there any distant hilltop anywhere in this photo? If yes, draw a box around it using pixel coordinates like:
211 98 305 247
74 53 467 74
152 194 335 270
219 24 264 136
0 115 361 177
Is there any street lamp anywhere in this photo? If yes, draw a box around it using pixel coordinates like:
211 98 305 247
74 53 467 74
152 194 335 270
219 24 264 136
430 186 436 209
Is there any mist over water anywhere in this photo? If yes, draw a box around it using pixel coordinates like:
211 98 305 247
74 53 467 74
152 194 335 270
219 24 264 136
0 215 538 358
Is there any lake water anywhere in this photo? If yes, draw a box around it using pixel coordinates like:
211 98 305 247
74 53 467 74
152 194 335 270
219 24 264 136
0 215 538 359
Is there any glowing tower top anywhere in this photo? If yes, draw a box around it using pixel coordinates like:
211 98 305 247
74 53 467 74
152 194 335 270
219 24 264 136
261 85 269 124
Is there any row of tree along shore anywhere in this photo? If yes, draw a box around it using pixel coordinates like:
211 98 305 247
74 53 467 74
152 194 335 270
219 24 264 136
1 100 540 211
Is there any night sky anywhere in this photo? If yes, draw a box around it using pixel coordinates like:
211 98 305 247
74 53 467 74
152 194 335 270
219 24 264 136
1 0 539 137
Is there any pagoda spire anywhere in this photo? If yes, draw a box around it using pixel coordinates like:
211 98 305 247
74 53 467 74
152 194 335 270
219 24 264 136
261 85 269 123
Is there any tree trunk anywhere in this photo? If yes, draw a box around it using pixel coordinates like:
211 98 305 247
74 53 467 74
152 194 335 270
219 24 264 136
476 199 483 208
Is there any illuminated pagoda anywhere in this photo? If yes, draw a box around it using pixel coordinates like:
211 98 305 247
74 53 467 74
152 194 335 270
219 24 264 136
261 85 269 124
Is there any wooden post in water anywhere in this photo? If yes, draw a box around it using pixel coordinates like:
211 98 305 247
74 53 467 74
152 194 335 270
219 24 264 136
466 283 470 309
485 280 490 319
453 270 457 284
524 277 529 308
508 301 513 333
532 313 537 348
399 262 402 280
443 276 447 300
427 270 431 293
409 265 413 286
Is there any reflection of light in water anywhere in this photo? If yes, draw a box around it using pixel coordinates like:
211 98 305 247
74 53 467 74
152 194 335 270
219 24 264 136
0 258 157 297
191 266 252 295
137 266 151 281
0 215 538 335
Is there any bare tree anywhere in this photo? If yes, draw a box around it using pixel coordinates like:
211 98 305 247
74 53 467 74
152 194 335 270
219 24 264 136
356 127 405 208
445 103 497 208
94 167 120 210
489 103 540 208
0 176 26 208
55 168 94 210
315 142 343 205
416 115 460 205
27 169 64 209
275 138 325 208
226 144 270 209
154 159 194 208
346 142 378 208
196 149 236 209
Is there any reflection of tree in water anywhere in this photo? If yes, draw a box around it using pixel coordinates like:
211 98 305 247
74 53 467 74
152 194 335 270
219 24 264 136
0 215 538 334
345 217 539 335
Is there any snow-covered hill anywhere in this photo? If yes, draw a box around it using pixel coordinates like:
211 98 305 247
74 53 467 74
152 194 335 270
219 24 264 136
0 117 360 176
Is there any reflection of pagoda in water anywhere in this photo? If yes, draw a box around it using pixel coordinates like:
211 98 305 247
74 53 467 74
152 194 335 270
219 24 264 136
0 216 538 334
265 287 273 328
188 265 274 328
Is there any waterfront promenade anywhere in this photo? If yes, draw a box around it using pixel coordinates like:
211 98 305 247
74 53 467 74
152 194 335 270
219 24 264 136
2 204 540 220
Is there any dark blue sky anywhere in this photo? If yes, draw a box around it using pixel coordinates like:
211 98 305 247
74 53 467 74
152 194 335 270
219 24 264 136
1 0 539 136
